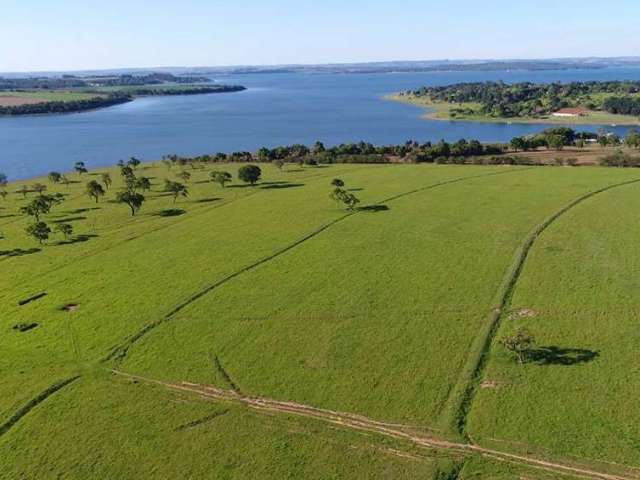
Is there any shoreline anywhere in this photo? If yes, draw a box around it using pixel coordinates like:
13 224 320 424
0 86 247 118
386 94 640 127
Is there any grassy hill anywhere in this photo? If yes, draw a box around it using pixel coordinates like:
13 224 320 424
1 160 639 479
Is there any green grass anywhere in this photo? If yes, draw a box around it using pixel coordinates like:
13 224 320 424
388 93 640 126
467 180 640 467
0 90 103 102
2 161 640 478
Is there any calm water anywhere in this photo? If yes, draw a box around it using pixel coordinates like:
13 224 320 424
2 67 640 179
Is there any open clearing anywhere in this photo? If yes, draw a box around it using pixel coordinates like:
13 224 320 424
2 161 640 478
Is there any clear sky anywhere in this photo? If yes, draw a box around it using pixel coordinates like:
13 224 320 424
2 0 640 72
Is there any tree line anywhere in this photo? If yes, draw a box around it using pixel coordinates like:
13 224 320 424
401 81 640 118
0 93 132 116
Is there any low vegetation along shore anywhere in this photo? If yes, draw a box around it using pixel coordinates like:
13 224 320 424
390 80 640 125
2 131 640 478
0 73 245 115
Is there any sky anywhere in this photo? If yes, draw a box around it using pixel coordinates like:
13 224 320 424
2 0 640 73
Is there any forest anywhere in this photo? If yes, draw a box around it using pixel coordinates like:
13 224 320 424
402 81 640 118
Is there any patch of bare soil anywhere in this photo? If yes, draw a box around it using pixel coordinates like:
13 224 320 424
509 308 537 320
62 303 79 312
0 96 46 107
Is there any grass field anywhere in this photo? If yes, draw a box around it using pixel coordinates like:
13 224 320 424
2 160 640 478
388 94 640 126
0 90 104 107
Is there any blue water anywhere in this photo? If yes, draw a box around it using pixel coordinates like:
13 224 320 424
2 67 640 180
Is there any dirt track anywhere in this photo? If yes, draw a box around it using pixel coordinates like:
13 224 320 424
112 370 639 480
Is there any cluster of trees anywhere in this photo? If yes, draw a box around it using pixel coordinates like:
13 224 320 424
602 96 640 116
403 81 640 118
119 85 246 96
598 150 640 168
161 139 505 168
0 72 210 90
0 93 132 116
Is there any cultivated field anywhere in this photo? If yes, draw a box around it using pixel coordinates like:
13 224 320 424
1 161 639 479
0 90 102 107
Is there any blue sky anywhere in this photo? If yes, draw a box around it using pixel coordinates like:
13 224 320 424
2 0 640 72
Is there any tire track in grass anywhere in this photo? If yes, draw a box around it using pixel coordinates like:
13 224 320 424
111 370 639 480
104 166 532 363
0 376 80 438
440 177 640 439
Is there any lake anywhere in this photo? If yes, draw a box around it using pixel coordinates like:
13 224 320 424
2 67 640 180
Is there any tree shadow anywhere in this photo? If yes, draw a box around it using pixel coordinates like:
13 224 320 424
194 179 212 184
55 234 98 246
156 208 186 217
193 197 221 204
260 182 305 190
227 184 254 189
0 214 16 219
52 216 87 223
358 205 390 213
0 247 41 258
67 207 100 214
528 346 599 366
348 188 364 192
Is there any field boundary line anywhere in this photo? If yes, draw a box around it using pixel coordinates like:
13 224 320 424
103 167 532 363
110 370 639 480
439 177 640 438
0 375 80 438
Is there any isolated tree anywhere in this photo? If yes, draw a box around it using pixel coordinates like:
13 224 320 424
120 165 134 179
164 180 189 203
0 173 7 187
116 191 145 216
273 159 285 171
0 190 7 201
101 173 112 190
32 183 47 195
238 165 262 185
20 194 64 221
86 180 106 203
331 178 345 188
60 175 71 188
210 170 232 188
128 157 141 169
74 161 88 175
178 170 191 183
330 188 360 211
500 328 535 364
18 185 29 198
48 172 62 183
135 176 151 192
55 222 73 240
26 221 51 245
313 141 326 154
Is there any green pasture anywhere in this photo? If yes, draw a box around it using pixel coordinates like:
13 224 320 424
0 90 103 102
2 160 639 478
467 179 640 467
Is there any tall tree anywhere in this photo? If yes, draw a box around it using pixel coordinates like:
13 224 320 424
101 173 112 190
74 161 88 175
86 180 106 203
238 165 262 185
164 180 189 203
116 191 145 216
25 222 51 245
210 171 232 188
